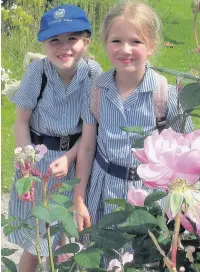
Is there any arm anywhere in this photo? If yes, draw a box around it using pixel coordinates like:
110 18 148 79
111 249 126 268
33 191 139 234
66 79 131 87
166 85 194 133
73 122 97 230
14 107 32 147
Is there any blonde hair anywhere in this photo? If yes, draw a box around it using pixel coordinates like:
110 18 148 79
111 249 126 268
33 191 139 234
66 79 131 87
101 0 162 49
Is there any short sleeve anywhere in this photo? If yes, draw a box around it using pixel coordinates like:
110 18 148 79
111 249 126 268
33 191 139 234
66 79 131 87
166 85 194 133
81 80 97 124
12 59 44 110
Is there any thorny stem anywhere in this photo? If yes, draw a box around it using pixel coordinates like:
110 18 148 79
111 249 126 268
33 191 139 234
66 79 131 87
42 181 55 272
171 209 182 268
31 182 43 271
35 218 43 271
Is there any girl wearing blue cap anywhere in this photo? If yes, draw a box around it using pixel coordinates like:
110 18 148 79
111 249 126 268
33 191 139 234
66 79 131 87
8 4 101 272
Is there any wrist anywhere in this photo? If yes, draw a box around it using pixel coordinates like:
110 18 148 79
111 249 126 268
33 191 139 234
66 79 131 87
64 149 74 165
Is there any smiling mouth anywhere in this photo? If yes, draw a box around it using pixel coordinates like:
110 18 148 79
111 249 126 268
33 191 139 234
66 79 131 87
58 54 72 61
118 59 133 63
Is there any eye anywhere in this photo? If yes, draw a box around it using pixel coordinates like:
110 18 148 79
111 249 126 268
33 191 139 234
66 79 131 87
68 36 77 41
133 40 142 44
111 39 120 43
50 38 59 42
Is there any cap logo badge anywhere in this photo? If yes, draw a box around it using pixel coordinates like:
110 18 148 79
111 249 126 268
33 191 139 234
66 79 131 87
54 8 65 20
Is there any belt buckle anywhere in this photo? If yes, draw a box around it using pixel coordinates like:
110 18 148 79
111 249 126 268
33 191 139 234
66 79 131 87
128 166 138 181
60 135 70 151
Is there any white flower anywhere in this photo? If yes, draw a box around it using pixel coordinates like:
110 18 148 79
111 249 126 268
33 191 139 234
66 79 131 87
11 4 18 10
14 147 23 155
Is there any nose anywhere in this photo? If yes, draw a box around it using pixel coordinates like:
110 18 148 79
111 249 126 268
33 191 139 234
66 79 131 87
59 40 69 50
121 43 132 53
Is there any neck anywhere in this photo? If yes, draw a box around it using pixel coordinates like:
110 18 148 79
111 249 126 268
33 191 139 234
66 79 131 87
55 65 77 86
115 67 146 94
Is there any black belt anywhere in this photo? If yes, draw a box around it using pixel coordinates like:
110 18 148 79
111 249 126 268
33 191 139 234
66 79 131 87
30 128 81 151
95 149 139 181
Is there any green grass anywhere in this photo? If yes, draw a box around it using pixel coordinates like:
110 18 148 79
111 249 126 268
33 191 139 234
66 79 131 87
1 96 16 192
1 0 200 191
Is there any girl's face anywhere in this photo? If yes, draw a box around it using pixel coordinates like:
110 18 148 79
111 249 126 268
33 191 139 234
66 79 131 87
105 18 155 74
43 32 90 71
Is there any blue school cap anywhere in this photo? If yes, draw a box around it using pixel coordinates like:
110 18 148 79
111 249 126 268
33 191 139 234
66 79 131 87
37 4 92 42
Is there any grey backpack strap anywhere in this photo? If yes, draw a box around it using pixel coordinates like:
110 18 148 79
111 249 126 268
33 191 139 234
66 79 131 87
90 80 102 123
152 73 168 132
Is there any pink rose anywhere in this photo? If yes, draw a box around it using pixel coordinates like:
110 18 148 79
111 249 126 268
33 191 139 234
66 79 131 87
132 129 200 190
35 144 48 161
181 205 200 234
166 205 200 234
128 186 149 207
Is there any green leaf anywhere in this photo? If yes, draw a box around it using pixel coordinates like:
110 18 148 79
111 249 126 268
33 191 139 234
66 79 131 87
58 179 80 193
104 198 127 207
117 210 157 234
98 210 129 229
151 66 200 81
15 177 32 196
1 248 18 256
170 192 184 217
54 243 80 256
26 176 41 182
43 225 60 239
187 113 200 118
3 225 16 236
132 234 161 264
131 136 147 148
1 257 17 272
180 83 200 111
1 214 8 226
91 229 127 249
120 126 145 135
61 210 78 238
144 191 167 206
79 226 94 236
49 206 68 222
32 205 49 222
157 216 169 234
74 248 101 269
51 194 72 206
63 179 80 187
165 114 183 128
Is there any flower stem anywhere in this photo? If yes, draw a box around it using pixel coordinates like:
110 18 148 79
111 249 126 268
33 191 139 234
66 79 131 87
42 182 55 272
35 218 43 272
46 222 55 272
171 209 182 268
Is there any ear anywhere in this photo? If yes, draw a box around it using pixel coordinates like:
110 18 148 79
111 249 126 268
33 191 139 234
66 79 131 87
147 42 156 56
84 38 90 51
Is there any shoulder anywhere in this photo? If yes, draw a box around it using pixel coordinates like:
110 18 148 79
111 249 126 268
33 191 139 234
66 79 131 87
95 69 115 89
24 58 44 75
87 59 102 75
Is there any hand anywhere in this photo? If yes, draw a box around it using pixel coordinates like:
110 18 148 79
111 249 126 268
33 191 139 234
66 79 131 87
74 202 91 232
49 153 71 179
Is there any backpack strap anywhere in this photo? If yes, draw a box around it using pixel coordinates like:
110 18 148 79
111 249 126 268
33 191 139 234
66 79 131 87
90 80 102 122
152 72 168 132
37 72 47 103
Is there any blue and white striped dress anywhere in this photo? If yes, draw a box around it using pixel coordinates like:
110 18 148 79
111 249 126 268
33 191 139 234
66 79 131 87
82 66 194 226
8 57 102 256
